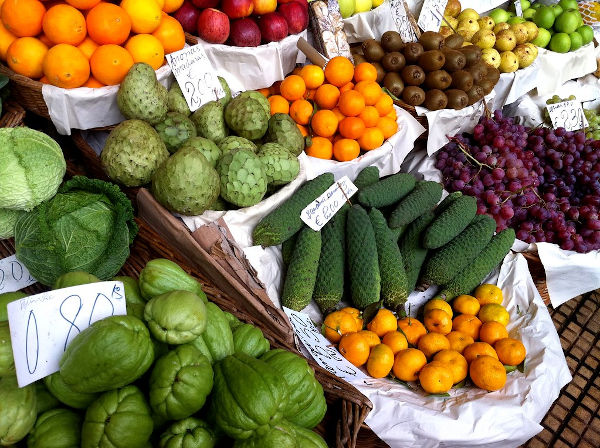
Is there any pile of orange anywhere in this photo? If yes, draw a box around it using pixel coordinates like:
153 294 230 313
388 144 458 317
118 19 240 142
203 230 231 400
0 0 186 88
323 283 527 394
260 57 399 162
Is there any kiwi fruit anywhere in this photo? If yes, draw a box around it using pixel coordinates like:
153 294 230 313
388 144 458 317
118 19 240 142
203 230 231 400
403 42 424 64
402 86 425 106
418 31 444 51
424 89 448 111
372 62 386 84
444 34 464 49
425 70 452 90
382 52 406 72
362 39 385 62
381 31 404 53
384 72 405 98
446 89 469 110
466 63 487 84
460 45 482 67
479 78 495 95
442 48 466 72
401 65 425 86
450 70 473 91
466 85 484 106
418 50 445 72
353 54 367 66
486 66 500 84
350 45 363 55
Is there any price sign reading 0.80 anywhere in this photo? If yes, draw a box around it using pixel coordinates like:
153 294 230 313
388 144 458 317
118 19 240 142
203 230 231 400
547 100 589 132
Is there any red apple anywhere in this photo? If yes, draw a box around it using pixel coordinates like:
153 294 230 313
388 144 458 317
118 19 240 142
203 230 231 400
173 1 201 34
221 0 254 19
259 12 288 42
279 0 308 13
230 18 261 46
192 0 220 8
277 1 308 35
197 8 230 44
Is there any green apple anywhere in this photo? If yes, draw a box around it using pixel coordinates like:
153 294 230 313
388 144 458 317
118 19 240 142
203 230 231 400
507 16 526 25
558 0 578 10
507 12 516 19
555 10 581 34
520 0 531 10
354 0 372 14
534 6 555 29
523 8 536 20
569 31 583 51
499 51 519 73
550 5 563 18
338 0 355 18
577 25 594 46
489 8 510 25
549 32 571 53
531 3 541 10
531 27 551 48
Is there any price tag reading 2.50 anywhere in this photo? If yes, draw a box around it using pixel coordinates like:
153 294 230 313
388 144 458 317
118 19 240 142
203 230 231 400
389 0 418 43
547 100 589 132
417 0 448 32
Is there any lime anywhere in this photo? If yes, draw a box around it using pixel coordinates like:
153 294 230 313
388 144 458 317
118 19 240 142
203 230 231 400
569 31 583 51
549 32 571 53
533 6 555 29
555 10 581 34
523 8 536 20
577 25 594 45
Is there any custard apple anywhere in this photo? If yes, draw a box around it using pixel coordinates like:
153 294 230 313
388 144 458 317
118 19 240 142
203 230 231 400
167 83 191 116
180 137 221 167
154 112 197 153
191 101 228 143
117 63 168 125
237 91 270 117
101 120 169 187
218 76 232 108
218 136 257 155
152 146 220 215
225 97 269 141
217 149 267 207
265 114 305 156
258 143 300 186
208 196 228 211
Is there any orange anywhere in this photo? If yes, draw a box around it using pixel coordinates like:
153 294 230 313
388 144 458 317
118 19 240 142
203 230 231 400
257 88 270 97
42 43 89 88
0 19 16 60
299 64 324 89
446 331 474 354
338 332 370 367
86 3 131 45
338 90 365 117
452 314 482 340
367 343 394 378
268 95 289 115
121 0 161 34
392 348 427 382
452 295 480 315
474 284 503 306
358 127 384 151
125 34 164 70
311 109 338 138
6 36 47 78
82 75 104 87
280 74 306 101
423 309 452 335
322 310 357 343
37 33 52 47
354 81 382 106
324 56 354 87
1 0 45 37
305 136 332 160
42 4 87 45
304 88 316 101
434 349 468 384
340 307 363 330
65 0 101 8
358 330 381 348
382 331 408 354
292 66 302 75
162 0 184 13
494 338 526 366
289 99 313 125
77 36 98 59
478 303 510 327
331 107 344 123
469 355 507 391
387 109 397 120
338 116 365 139
423 298 453 319
339 81 354 93
89 44 133 85
152 13 184 54
297 123 308 136
333 138 360 162
38 75 48 84
376 116 398 139
367 308 397 338
354 62 377 83
462 341 498 364
359 106 379 127
479 321 508 346
397 317 427 346
417 332 450 359
374 94 393 116
419 361 453 393
314 83 340 110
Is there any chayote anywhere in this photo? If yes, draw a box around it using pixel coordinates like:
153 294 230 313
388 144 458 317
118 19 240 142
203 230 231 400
232 420 297 448
232 324 270 358
114 275 146 320
149 344 213 420
189 302 234 364
144 290 207 344
53 271 100 289
35 381 60 414
159 417 217 448
27 408 81 448
59 315 154 393
0 322 14 376
138 259 206 302
0 375 37 446
292 425 328 448
0 291 26 322
44 372 98 409
82 385 153 448
223 311 242 331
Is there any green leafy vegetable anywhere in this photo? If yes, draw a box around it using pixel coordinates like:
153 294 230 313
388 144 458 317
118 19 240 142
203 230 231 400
0 208 23 239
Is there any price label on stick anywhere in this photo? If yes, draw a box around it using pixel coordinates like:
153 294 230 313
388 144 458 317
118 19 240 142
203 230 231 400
300 176 357 231
547 100 589 132
0 255 36 293
417 0 448 32
166 44 226 112
514 1 523 17
7 281 126 387
389 0 418 43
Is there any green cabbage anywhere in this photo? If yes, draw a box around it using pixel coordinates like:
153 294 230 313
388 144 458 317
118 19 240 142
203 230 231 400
0 208 23 239
14 176 138 287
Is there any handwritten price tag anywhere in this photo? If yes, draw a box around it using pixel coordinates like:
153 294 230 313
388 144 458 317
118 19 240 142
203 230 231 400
547 100 589 132
389 0 418 43
514 1 523 17
300 176 357 231
0 255 36 293
7 281 126 387
417 0 448 32
283 307 367 382
166 44 226 113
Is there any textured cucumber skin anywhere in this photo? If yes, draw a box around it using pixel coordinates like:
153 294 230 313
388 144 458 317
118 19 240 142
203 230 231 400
423 195 477 249
358 173 416 208
388 181 443 228
353 166 380 190
398 211 436 293
435 191 463 215
281 233 298 267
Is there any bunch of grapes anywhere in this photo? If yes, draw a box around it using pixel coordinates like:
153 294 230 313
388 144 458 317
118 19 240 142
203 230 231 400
436 110 600 253
583 108 600 140
543 94 577 124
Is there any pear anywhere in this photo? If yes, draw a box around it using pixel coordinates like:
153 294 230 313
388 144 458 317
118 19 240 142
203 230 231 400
510 23 529 44
458 8 479 22
522 21 539 41
477 16 495 30
499 51 519 73
472 29 496 49
443 15 458 29
513 44 536 68
524 42 538 58
481 48 501 68
493 22 510 34
444 0 461 17
457 19 480 41
495 29 517 51
440 26 455 38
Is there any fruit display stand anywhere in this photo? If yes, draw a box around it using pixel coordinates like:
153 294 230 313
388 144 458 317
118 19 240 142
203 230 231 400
342 2 399 44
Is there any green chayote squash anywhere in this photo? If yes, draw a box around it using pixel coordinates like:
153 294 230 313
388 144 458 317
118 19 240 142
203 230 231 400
149 345 213 420
189 302 234 364
144 290 207 344
0 291 26 322
27 408 81 448
34 381 60 415
114 275 145 320
53 271 100 289
223 311 243 331
138 259 206 302
0 375 37 446
82 385 153 448
260 350 326 429
44 372 98 409
290 425 328 448
211 353 288 440
59 315 154 393
159 417 217 448
232 324 270 358
0 322 14 376
232 420 297 448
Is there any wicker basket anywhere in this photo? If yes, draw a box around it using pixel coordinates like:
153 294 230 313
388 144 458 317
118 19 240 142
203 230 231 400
0 99 25 128
0 64 49 119
521 252 550 306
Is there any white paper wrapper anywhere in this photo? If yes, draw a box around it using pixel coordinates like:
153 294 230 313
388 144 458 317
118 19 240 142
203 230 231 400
343 2 398 43
404 0 506 16
490 60 541 110
535 43 597 96
42 65 173 136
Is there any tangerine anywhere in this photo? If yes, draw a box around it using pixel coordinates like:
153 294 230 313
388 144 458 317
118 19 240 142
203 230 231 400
42 4 87 45
358 127 384 151
367 343 394 378
152 13 185 54
314 83 340 109
392 348 427 382
382 331 408 354
332 138 360 161
338 90 365 117
469 355 507 391
339 81 354 93
324 55 354 87
367 308 398 338
423 309 453 335
1 0 45 37
479 321 509 346
340 307 363 330
289 98 313 125
446 331 474 354
452 295 481 315
280 74 306 101
494 338 526 366
338 332 370 367
397 317 427 346
82 75 104 87
311 109 338 137
66 0 102 9
125 33 164 70
77 36 98 59
474 284 503 306
434 349 468 384
374 93 393 116
354 80 382 106
452 314 482 340
305 136 332 159
419 361 453 393
296 123 308 136
6 36 47 78
0 19 16 60
338 116 366 139
331 107 345 122
323 310 357 343
417 332 451 359
462 341 498 364
299 64 324 89
423 298 453 319
86 3 131 45
358 330 381 348
42 43 90 88
89 43 133 85
376 116 398 139
359 105 379 127
267 94 289 115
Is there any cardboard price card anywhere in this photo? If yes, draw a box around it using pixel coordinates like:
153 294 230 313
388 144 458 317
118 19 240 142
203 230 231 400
0 255 36 293
166 44 226 112
547 100 589 132
300 176 357 231
7 281 127 387
417 0 448 32
389 0 418 43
